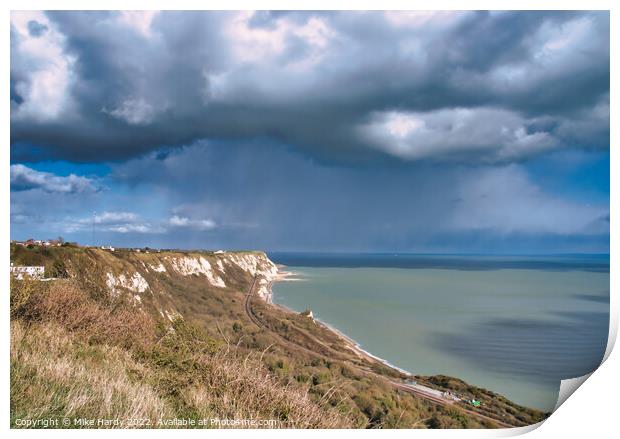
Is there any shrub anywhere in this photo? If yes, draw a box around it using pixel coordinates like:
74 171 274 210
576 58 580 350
353 393 382 425
47 259 69 278
15 280 156 350
10 276 46 318
311 370 332 386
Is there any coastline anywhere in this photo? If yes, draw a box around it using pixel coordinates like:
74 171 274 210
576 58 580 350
269 265 414 378
263 260 580 414
265 266 546 427
274 265 307 282
314 315 414 377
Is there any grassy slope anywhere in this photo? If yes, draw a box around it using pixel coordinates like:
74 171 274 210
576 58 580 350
10 245 549 428
10 278 351 428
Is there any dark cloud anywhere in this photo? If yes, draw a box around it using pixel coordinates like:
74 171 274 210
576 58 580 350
10 11 609 164
8 139 609 251
105 141 608 251
8 11 610 253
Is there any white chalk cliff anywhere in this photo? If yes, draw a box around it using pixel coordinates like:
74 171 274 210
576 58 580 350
104 251 278 304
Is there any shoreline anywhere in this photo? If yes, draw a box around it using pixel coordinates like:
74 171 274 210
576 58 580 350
266 262 557 413
274 265 307 282
269 265 414 378
314 316 414 377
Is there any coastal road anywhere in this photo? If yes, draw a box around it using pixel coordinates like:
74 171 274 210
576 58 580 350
242 275 516 429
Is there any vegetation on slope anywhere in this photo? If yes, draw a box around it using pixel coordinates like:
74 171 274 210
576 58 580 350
10 244 549 428
10 278 352 428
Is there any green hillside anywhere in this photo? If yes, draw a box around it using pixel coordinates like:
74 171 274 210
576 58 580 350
10 244 548 429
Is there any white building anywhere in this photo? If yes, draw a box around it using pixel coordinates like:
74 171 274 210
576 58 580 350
10 264 45 280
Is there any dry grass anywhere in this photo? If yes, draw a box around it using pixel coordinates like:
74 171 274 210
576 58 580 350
181 348 352 428
10 279 354 429
12 279 156 350
11 320 172 427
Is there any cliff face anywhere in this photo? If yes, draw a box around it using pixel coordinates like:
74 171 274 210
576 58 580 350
105 250 277 295
10 246 279 325
108 250 279 320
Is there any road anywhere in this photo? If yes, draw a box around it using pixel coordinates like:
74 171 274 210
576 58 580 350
242 276 516 429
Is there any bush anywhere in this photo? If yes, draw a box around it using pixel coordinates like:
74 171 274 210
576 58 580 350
10 276 46 318
47 259 69 278
353 393 382 425
14 280 156 350
312 370 332 386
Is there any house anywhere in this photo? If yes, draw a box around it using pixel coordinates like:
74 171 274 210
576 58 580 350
14 238 64 247
10 264 45 280
101 245 115 251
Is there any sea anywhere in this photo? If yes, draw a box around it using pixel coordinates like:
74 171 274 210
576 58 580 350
269 253 610 412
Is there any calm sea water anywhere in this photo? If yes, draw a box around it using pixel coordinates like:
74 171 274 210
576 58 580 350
269 253 609 411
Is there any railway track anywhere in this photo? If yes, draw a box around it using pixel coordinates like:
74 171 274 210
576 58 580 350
243 276 263 328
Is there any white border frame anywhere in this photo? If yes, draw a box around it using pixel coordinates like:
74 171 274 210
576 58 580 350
2 2 616 438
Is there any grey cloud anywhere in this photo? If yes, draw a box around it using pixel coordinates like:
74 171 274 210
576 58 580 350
168 215 217 231
10 11 609 164
65 210 215 236
10 203 32 224
102 98 161 125
69 211 160 234
10 164 98 193
109 141 608 251
92 211 138 224
359 107 558 163
9 139 608 252
27 20 48 37
448 165 609 235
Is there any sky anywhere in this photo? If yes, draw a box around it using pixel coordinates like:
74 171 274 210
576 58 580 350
10 10 610 253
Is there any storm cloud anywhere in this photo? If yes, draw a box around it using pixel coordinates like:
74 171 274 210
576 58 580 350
11 11 609 164
9 11 610 252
